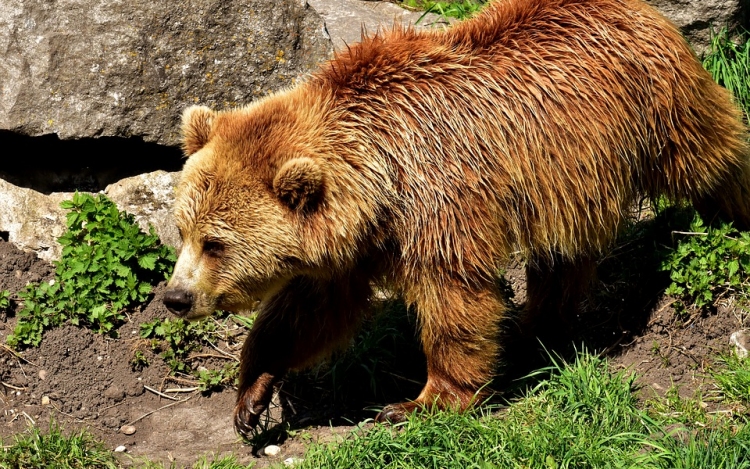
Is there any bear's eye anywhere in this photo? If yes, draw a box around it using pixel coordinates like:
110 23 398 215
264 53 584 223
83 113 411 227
202 240 225 258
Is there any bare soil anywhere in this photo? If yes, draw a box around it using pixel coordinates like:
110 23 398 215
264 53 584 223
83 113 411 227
0 235 746 467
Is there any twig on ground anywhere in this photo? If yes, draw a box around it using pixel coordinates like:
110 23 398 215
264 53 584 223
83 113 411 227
1 382 25 391
144 385 179 401
20 411 35 425
127 392 197 425
0 344 37 366
185 353 234 361
164 387 199 393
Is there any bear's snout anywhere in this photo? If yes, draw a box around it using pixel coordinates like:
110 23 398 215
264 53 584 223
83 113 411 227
163 288 194 317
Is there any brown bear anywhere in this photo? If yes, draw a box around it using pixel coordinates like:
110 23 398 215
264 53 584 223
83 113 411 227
163 0 750 437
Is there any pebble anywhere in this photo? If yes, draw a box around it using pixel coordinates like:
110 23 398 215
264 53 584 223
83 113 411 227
41 396 50 406
284 457 303 466
730 329 750 358
263 445 281 457
38 370 47 380
114 445 127 453
120 425 136 435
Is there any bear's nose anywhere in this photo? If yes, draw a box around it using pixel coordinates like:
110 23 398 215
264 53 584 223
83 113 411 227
163 289 194 317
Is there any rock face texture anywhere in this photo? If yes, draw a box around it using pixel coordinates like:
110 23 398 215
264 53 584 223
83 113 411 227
307 0 446 50
646 0 748 54
0 0 332 146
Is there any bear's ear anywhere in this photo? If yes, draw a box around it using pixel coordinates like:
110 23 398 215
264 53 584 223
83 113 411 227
181 105 216 155
273 157 325 211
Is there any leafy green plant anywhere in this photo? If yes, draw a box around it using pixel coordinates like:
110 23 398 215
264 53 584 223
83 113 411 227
7 193 176 347
140 313 250 390
703 29 750 122
0 290 9 309
660 214 750 313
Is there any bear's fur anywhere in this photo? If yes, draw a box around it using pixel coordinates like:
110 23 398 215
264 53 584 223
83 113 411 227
164 0 750 436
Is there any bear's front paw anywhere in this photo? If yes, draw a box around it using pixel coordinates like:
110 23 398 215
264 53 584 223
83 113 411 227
233 393 268 438
375 401 422 424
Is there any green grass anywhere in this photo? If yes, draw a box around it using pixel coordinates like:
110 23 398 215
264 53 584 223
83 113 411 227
713 353 750 404
703 29 750 122
297 353 750 469
0 422 119 469
399 0 486 21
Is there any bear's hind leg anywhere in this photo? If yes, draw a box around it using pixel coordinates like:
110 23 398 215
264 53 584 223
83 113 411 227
377 278 503 422
234 273 372 437
522 254 596 344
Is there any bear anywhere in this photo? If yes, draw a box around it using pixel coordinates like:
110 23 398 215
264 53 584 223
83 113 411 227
163 0 750 437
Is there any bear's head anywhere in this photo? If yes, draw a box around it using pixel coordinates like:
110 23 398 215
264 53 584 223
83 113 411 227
163 100 327 319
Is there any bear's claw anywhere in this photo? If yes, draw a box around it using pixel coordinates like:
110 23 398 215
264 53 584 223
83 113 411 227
375 402 421 424
233 397 268 439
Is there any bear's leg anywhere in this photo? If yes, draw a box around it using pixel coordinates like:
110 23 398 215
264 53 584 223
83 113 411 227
522 254 596 342
376 279 503 422
234 273 372 437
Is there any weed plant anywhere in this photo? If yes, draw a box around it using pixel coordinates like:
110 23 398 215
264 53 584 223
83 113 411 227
7 193 176 347
0 290 10 314
139 313 251 391
660 213 750 314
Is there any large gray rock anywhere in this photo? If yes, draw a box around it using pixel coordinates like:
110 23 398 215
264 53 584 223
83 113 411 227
307 0 447 50
0 0 332 146
0 171 179 262
646 0 748 54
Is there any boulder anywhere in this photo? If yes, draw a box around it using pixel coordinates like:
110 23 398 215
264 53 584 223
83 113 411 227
646 0 748 54
307 0 447 50
0 171 179 262
0 0 332 146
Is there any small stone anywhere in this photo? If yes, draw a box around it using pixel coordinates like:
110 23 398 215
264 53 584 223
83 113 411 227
114 445 127 453
120 425 136 435
284 457 303 466
41 396 50 406
263 445 281 457
38 370 47 380
730 330 750 358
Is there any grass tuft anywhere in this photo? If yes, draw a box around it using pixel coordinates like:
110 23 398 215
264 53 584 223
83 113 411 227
0 422 119 469
703 28 750 122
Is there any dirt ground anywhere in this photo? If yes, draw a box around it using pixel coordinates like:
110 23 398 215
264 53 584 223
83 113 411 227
0 235 746 467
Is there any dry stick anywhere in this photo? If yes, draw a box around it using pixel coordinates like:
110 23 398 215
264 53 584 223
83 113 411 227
144 385 179 401
21 411 35 426
1 382 25 391
207 341 239 361
128 392 197 425
671 231 708 236
164 387 199 393
0 344 37 367
185 353 234 361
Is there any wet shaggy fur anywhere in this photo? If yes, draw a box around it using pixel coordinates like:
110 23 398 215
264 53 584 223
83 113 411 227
166 0 750 436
